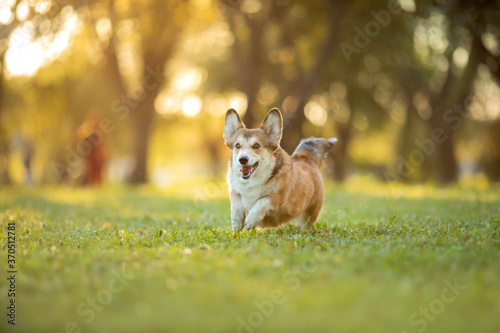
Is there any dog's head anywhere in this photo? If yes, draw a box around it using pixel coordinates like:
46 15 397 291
223 108 283 180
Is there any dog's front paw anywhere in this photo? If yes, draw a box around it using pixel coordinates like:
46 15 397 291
244 222 257 231
232 223 244 232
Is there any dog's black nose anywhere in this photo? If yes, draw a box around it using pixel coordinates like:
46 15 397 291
239 156 249 165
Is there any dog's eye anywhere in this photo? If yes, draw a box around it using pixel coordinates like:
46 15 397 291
235 143 241 149
253 143 260 149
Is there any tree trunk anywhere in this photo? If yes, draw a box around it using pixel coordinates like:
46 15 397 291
331 120 351 182
102 0 187 184
435 129 458 182
281 0 343 153
128 65 162 184
281 100 306 154
130 114 152 184
430 36 482 183
396 65 429 182
329 84 355 182
241 20 264 128
0 53 11 185
225 8 270 128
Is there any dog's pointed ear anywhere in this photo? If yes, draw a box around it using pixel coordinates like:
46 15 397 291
223 109 245 148
260 108 283 148
328 138 338 148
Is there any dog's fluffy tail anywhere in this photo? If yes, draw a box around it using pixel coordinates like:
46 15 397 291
292 137 337 166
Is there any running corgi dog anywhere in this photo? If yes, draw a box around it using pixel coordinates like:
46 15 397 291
223 107 337 232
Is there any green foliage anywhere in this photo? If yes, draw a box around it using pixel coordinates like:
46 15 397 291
0 180 499 332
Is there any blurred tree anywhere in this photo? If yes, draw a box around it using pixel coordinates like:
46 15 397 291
328 0 500 183
481 119 500 181
2 0 499 185
2 0 192 185
218 0 274 128
0 53 10 184
324 0 406 181
0 5 19 184
416 0 500 182
218 0 346 153
97 0 191 183
280 0 345 153
0 0 91 184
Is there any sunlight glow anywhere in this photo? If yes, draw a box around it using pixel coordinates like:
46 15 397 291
156 64 207 116
200 92 248 117
470 65 500 121
181 95 202 117
241 0 262 14
399 0 416 12
35 1 51 14
51 30 70 54
329 82 347 99
95 18 112 40
16 1 29 21
257 81 278 105
481 32 499 55
305 101 327 126
5 10 77 77
155 93 181 115
228 92 248 114
0 6 13 24
413 91 432 120
453 47 469 69
172 68 204 92
6 30 44 76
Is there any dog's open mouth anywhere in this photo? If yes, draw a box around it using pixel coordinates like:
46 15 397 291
239 162 259 179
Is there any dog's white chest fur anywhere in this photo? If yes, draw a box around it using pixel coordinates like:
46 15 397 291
228 154 275 213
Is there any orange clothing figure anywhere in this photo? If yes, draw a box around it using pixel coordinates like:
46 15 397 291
77 114 107 186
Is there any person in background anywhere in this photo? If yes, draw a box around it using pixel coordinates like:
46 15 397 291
77 114 107 186
10 132 35 185
22 141 34 185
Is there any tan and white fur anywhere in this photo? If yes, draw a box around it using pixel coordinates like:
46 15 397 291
223 107 337 232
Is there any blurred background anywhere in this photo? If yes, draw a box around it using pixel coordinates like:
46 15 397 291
0 0 499 187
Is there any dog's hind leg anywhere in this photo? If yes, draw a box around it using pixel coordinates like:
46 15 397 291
303 205 322 229
291 213 310 228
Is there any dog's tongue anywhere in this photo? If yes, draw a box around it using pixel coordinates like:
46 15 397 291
240 166 252 176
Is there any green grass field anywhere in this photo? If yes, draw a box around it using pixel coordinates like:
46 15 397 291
1 177 499 333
